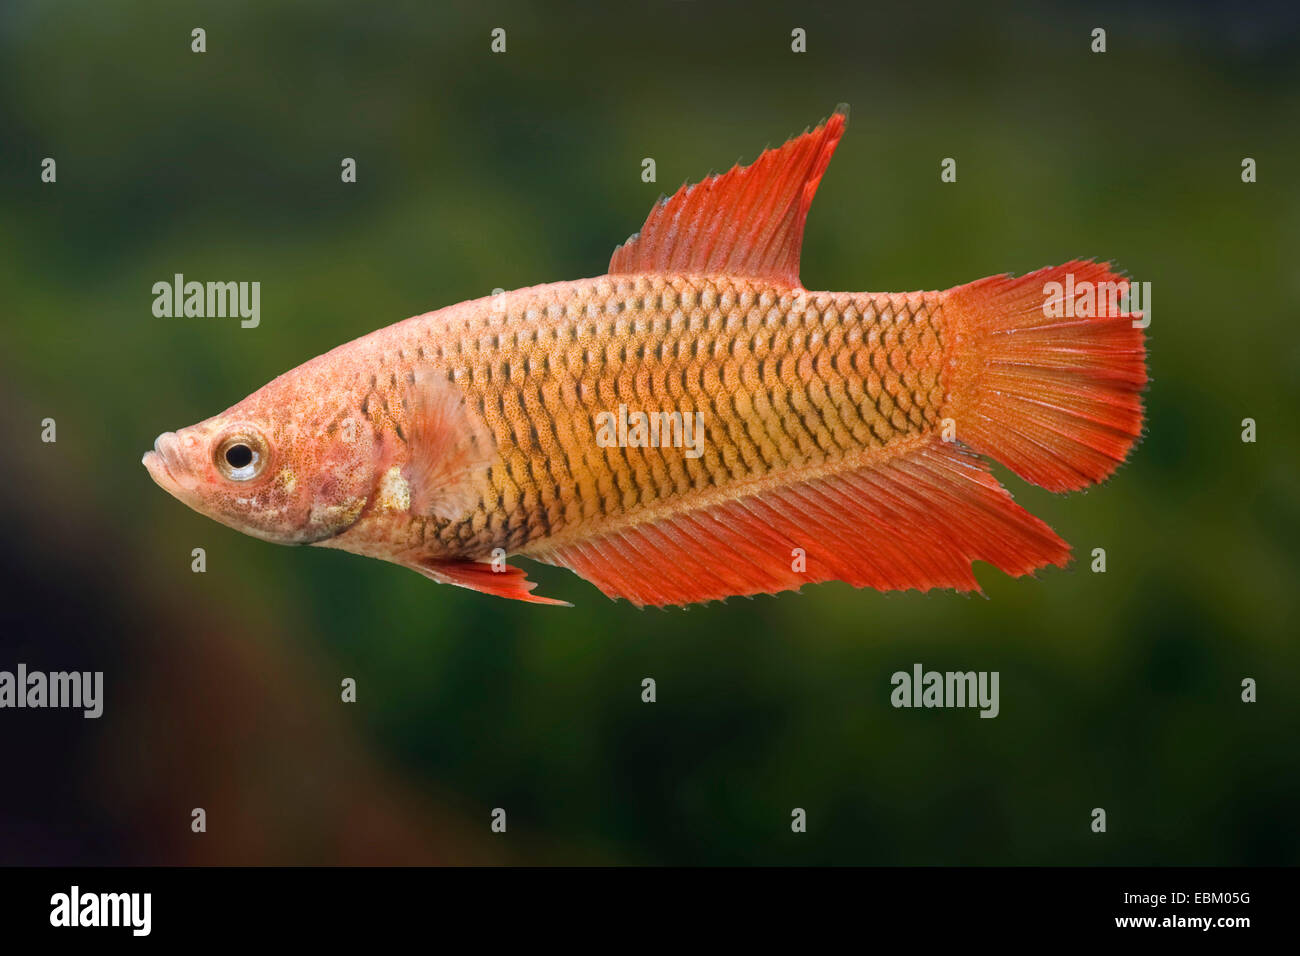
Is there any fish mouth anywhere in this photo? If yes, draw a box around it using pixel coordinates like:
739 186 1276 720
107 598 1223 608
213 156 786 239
142 431 199 500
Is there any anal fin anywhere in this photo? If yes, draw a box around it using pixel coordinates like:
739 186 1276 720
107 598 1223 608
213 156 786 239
530 439 1071 608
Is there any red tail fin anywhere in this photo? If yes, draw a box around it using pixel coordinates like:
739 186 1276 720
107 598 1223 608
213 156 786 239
944 261 1147 492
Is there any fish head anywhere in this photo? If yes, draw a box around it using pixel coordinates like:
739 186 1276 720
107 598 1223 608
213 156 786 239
142 370 380 545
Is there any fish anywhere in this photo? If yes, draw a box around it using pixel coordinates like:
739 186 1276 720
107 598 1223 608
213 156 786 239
143 106 1147 607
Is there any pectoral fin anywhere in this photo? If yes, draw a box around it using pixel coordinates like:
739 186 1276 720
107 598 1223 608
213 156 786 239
400 368 496 522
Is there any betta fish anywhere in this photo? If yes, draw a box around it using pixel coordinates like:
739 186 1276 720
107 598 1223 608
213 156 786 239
143 106 1146 607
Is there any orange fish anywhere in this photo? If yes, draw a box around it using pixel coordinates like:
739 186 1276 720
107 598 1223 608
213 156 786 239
143 107 1146 607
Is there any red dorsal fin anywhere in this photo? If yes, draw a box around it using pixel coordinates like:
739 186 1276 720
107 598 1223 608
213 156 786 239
608 106 849 287
529 438 1070 608
400 368 496 522
409 558 572 606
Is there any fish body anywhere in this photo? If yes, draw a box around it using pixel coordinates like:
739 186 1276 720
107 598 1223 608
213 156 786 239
144 108 1146 606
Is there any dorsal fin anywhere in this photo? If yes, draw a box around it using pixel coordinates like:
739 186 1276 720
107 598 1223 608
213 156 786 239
608 106 849 288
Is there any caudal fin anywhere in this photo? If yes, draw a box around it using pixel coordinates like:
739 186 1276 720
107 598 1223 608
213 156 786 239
944 260 1147 492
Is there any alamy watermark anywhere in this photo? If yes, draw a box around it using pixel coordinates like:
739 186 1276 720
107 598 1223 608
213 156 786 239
594 404 705 459
1043 273 1150 329
50 886 150 936
152 273 260 328
890 663 999 718
0 664 103 718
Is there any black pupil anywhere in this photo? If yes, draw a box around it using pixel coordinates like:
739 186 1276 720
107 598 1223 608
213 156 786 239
225 444 254 469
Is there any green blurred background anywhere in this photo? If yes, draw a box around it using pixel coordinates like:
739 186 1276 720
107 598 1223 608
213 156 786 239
2 0 1298 864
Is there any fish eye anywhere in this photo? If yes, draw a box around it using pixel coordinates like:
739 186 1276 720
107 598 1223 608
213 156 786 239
225 443 253 468
214 430 269 482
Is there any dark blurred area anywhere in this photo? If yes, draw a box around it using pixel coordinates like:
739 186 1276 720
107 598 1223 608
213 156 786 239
1 0 1297 864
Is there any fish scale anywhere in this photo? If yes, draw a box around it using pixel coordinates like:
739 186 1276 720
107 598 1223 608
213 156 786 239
399 274 948 559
